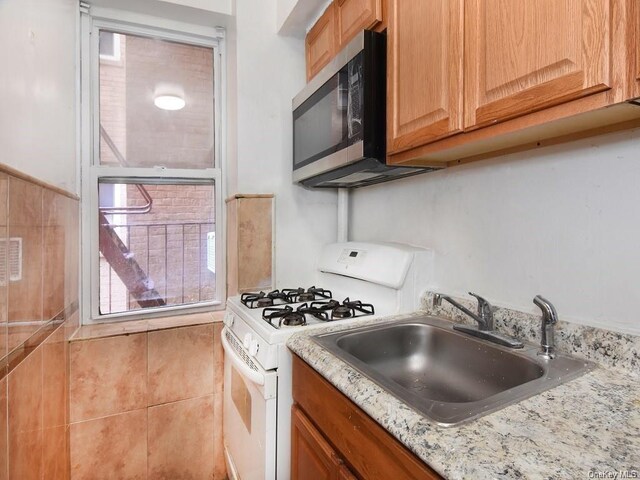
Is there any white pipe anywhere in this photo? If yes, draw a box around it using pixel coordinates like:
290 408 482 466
337 188 349 242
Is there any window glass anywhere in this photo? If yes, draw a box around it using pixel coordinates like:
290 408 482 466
98 181 216 315
98 31 215 169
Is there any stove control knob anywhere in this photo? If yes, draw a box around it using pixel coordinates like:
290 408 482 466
243 333 252 349
223 312 235 328
249 339 259 357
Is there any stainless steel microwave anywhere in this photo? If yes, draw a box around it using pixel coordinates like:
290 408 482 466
292 30 431 189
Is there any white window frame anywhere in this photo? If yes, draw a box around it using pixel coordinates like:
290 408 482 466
98 30 121 62
80 6 227 324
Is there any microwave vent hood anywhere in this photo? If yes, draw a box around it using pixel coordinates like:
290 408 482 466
292 30 435 189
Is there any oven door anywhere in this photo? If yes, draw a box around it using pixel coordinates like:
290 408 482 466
222 327 278 480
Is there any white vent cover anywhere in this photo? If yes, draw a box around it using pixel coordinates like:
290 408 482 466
206 232 216 273
0 237 23 285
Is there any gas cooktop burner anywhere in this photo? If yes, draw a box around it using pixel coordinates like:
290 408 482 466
281 312 306 327
296 300 339 321
333 298 375 319
331 305 352 319
260 298 374 329
241 289 293 309
256 297 274 308
282 286 333 303
262 306 308 328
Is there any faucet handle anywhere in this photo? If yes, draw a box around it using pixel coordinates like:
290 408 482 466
468 292 492 314
468 292 493 329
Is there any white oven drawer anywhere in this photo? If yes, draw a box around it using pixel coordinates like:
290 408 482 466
222 327 277 480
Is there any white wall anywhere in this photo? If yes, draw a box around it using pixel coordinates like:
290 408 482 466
276 0 331 36
232 0 337 287
89 0 234 26
350 128 640 335
160 0 232 15
0 0 78 193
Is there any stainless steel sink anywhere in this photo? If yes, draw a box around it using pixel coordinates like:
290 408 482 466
312 316 594 426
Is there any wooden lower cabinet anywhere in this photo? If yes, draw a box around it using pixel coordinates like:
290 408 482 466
292 406 357 480
292 355 442 480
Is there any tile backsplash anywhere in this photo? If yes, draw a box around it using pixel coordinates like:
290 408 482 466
0 164 80 480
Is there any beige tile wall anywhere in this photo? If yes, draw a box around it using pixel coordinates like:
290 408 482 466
69 323 226 479
0 166 225 479
226 194 274 296
0 166 79 480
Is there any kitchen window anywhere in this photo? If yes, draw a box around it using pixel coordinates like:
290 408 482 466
81 12 225 322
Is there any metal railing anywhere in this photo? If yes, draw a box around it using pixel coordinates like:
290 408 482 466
99 221 215 314
99 124 153 214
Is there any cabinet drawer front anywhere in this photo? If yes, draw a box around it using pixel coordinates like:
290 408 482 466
292 355 441 480
337 0 383 48
465 0 612 129
387 0 464 154
291 406 342 480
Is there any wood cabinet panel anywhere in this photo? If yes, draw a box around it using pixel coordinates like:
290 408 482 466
306 3 337 81
387 0 464 154
465 0 612 129
336 0 383 47
635 0 640 90
337 464 358 480
291 406 344 480
293 355 442 480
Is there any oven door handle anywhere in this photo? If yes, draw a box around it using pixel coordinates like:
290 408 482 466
221 329 266 386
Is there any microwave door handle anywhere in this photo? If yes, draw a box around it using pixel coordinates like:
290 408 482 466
221 328 266 386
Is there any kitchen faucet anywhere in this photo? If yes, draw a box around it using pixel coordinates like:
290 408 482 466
433 292 523 348
433 292 494 330
533 295 558 359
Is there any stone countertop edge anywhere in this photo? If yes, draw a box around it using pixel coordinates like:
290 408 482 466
286 312 640 480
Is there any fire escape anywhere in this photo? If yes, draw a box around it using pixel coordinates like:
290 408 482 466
98 125 166 309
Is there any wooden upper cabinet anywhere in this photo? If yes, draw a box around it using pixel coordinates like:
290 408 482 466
336 0 383 47
464 0 613 130
387 0 464 155
306 3 337 81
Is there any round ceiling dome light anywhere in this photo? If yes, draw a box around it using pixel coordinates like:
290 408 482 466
154 94 185 111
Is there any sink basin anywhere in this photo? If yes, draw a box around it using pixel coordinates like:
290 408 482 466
312 316 594 426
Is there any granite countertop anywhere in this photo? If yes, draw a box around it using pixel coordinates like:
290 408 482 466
287 308 640 480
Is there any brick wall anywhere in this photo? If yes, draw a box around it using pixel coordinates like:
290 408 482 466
99 35 127 165
126 35 214 169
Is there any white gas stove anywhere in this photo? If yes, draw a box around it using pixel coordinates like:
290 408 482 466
222 242 433 480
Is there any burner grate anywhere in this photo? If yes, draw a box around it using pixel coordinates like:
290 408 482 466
241 289 294 308
281 286 333 303
262 305 308 328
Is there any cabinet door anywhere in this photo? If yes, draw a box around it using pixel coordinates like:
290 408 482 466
635 0 640 94
291 406 342 480
337 465 358 480
387 0 464 154
336 0 383 48
306 4 337 81
465 0 612 129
